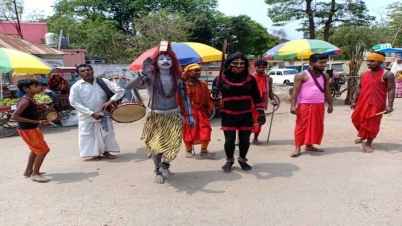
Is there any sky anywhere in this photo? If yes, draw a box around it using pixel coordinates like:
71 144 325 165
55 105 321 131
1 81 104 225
25 0 397 39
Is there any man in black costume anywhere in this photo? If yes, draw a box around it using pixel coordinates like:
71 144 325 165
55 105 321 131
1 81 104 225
212 52 266 172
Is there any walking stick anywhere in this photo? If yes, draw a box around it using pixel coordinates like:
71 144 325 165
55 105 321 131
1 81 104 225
266 110 275 143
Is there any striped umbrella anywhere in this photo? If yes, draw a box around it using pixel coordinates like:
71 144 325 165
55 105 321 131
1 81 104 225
129 42 222 71
0 47 53 74
262 39 343 60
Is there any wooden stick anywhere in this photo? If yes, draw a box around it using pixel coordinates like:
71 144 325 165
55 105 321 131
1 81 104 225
266 110 275 143
375 111 387 116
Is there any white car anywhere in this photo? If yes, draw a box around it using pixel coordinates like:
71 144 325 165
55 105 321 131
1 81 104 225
268 69 298 85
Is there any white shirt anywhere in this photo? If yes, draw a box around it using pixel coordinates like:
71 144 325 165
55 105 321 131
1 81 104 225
69 78 125 122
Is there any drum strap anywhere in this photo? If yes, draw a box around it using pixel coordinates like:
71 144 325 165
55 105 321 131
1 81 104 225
96 77 119 103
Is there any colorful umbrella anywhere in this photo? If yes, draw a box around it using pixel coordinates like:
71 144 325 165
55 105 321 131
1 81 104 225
262 39 343 60
129 42 222 71
0 47 53 75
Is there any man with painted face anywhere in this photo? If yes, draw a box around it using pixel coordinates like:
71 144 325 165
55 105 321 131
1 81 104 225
126 41 195 184
351 52 395 153
212 52 265 172
290 53 333 157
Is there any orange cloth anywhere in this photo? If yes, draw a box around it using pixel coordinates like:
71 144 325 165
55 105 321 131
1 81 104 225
184 141 209 151
351 69 387 139
183 81 212 144
294 103 325 147
367 53 386 62
18 128 50 155
252 73 268 133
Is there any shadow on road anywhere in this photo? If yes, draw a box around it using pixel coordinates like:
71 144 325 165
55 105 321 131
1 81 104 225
299 146 362 157
246 162 300 180
166 162 299 195
166 170 242 195
46 171 99 184
372 142 402 153
104 148 149 163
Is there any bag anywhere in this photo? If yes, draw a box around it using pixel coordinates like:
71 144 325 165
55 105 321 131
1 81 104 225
96 77 122 104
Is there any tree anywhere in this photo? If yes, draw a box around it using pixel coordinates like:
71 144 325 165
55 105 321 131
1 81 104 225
0 0 23 38
134 9 194 55
264 0 374 41
323 25 383 59
386 2 402 47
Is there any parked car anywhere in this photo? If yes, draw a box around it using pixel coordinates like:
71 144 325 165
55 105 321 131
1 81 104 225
267 69 298 85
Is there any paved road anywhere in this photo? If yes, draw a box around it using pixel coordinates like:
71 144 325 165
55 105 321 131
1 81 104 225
1 97 401 226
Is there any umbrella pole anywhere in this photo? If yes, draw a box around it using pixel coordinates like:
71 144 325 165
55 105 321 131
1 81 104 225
0 74 3 99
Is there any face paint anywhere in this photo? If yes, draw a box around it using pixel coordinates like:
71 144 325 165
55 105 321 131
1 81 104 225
157 54 173 70
229 58 246 74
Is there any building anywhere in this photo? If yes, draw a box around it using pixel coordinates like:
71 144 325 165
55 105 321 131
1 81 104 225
0 21 48 44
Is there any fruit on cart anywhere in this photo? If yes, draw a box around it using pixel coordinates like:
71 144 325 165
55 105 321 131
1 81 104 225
0 98 18 107
34 93 52 104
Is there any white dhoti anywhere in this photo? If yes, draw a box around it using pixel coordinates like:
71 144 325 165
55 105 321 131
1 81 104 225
78 118 120 158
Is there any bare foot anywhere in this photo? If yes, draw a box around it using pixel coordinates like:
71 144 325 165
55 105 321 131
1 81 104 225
185 151 194 158
200 150 216 158
31 175 49 183
24 171 46 178
354 138 365 144
290 148 302 157
252 139 262 145
305 146 324 152
363 144 374 153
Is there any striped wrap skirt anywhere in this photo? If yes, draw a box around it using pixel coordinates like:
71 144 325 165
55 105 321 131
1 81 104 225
141 108 184 161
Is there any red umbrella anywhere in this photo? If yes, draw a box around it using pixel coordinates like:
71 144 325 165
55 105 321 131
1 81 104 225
129 47 158 71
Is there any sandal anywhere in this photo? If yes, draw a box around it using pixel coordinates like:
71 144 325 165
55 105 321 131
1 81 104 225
200 150 216 158
90 156 101 161
185 151 195 158
102 152 116 159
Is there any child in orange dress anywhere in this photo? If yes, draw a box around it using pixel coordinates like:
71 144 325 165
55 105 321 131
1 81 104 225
182 63 215 158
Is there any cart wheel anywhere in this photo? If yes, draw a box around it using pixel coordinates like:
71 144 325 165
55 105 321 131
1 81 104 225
0 112 18 138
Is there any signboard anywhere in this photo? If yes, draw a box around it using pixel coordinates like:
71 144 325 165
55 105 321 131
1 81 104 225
372 43 392 51
43 58 64 68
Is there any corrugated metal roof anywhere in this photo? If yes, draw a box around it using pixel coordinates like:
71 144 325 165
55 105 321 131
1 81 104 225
0 32 64 55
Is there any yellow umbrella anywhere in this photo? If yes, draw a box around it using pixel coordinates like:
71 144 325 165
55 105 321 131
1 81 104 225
0 47 53 75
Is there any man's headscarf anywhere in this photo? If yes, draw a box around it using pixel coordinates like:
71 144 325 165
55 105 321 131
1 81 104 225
367 52 386 62
182 63 200 80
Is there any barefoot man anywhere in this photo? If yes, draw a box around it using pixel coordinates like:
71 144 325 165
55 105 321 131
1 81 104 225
252 60 278 145
351 52 395 153
290 53 333 157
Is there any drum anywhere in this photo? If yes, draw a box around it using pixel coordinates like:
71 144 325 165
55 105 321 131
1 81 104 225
41 106 59 121
108 77 146 123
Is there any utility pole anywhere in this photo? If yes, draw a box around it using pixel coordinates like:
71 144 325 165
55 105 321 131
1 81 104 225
12 0 23 38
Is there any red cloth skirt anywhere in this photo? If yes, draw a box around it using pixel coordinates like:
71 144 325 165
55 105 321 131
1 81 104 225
183 108 212 144
294 103 325 147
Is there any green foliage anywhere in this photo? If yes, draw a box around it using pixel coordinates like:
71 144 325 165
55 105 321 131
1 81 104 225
265 0 374 41
134 9 194 55
321 25 384 59
386 2 402 47
46 0 278 62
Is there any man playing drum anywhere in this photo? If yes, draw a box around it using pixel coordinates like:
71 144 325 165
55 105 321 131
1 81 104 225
69 64 125 160
126 41 195 184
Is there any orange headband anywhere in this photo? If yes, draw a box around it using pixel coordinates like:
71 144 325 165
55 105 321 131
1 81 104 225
182 63 201 79
367 53 386 62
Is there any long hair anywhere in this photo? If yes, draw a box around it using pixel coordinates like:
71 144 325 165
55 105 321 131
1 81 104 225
151 42 182 79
